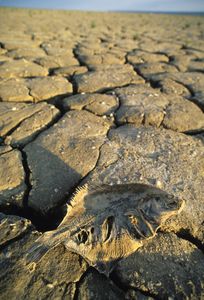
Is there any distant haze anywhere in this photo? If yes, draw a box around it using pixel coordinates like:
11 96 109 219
0 0 204 12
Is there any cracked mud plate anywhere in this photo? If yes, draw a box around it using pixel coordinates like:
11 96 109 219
26 183 184 275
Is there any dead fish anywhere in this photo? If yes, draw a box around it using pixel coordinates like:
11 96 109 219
25 183 184 276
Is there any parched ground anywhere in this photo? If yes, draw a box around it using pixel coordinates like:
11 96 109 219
0 7 204 299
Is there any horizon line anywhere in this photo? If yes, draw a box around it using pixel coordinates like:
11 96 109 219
0 6 204 14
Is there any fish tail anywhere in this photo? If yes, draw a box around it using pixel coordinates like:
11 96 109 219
24 231 55 268
25 242 50 265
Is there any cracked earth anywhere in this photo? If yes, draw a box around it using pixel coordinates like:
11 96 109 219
0 8 204 300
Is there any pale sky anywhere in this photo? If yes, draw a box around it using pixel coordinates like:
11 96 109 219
0 0 204 12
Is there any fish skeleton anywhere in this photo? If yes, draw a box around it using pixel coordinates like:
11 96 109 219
25 183 184 275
